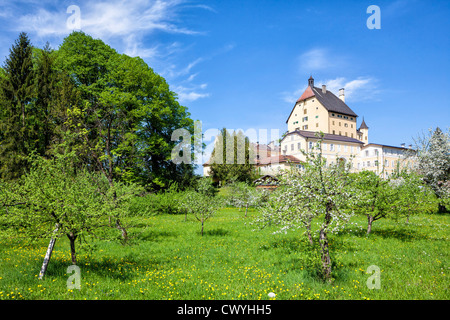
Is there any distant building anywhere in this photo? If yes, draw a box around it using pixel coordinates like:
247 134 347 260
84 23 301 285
204 76 415 177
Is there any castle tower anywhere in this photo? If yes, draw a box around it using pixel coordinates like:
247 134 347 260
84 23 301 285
358 117 369 145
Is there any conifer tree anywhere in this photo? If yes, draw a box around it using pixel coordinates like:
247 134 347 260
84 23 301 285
209 128 256 184
0 32 35 179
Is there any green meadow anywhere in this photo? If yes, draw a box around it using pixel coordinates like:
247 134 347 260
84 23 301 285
0 208 448 300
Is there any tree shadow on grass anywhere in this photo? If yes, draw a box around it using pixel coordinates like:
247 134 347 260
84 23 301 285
44 255 161 281
134 230 177 242
202 228 230 236
369 227 428 242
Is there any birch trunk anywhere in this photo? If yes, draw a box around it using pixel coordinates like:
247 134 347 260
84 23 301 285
38 224 59 280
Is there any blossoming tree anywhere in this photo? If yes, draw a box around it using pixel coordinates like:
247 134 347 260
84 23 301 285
254 133 358 281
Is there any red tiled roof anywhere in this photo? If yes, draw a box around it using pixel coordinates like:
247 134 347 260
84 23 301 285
257 154 302 166
296 85 315 103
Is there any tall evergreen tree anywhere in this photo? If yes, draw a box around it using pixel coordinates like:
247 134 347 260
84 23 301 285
33 42 57 157
209 128 256 184
0 32 35 179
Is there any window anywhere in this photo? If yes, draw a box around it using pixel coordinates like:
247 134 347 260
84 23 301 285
308 141 313 150
291 144 294 151
323 143 327 151
316 123 319 127
330 144 334 151
293 121 298 125
332 121 335 125
350 117 354 120
304 109 307 114
344 145 348 152
337 145 341 152
344 132 348 137
338 115 343 118
351 124 353 128
344 123 348 127
297 142 301 150
367 161 371 167
365 150 369 157
385 159 389 167
339 131 342 135
339 122 342 126
303 125 308 130
375 150 379 156
351 133 354 138
374 160 379 166
302 116 308 122
315 115 319 118
331 113 335 117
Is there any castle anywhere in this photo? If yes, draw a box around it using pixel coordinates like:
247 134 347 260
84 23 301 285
203 76 414 178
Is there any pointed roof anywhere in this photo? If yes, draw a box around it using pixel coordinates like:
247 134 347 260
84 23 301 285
286 77 358 123
359 117 369 130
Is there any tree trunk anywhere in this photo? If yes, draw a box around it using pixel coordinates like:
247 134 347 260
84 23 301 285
306 225 313 245
201 220 204 236
304 218 313 245
438 203 447 213
245 203 248 217
39 224 59 279
367 215 374 234
319 203 333 282
319 229 332 281
116 219 128 243
68 233 77 265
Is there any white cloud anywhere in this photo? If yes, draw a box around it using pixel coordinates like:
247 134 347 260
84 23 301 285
322 76 379 102
174 82 209 103
299 48 330 71
176 87 210 103
12 0 201 38
8 0 205 59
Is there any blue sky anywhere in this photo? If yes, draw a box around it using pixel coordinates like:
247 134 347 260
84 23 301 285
1 0 449 165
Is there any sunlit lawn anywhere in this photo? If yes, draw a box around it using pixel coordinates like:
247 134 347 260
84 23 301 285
0 208 448 300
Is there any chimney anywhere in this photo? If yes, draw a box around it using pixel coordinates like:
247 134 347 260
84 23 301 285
322 85 326 93
408 144 412 149
339 88 345 102
401 143 406 148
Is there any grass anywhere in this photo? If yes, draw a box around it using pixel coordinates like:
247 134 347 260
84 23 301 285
0 208 448 300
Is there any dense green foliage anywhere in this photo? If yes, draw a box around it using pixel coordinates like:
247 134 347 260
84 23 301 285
209 128 257 184
0 33 35 179
0 32 197 191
